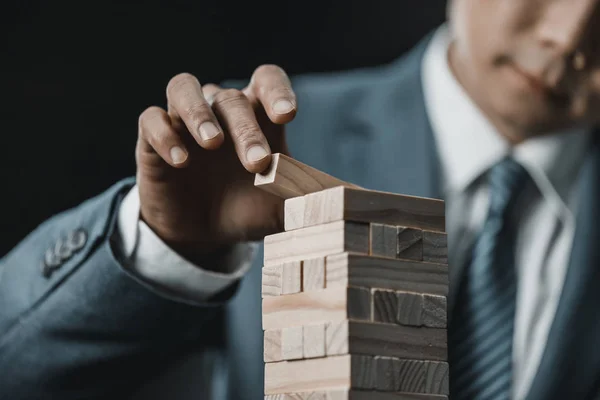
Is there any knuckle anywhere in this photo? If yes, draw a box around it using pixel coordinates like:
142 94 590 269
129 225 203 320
184 101 212 119
213 88 246 107
166 72 198 96
233 121 261 144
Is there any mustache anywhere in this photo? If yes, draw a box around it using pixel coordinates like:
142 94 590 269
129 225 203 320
510 45 591 115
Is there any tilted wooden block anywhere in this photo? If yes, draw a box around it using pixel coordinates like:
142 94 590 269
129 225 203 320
284 186 445 233
396 227 423 261
325 320 447 361
262 286 372 330
255 153 360 199
265 355 448 396
422 231 448 264
325 253 448 296
264 221 370 267
265 391 448 400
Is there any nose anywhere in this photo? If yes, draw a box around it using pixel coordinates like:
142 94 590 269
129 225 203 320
536 0 598 56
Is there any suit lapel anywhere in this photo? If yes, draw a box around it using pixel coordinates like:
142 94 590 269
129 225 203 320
527 133 600 400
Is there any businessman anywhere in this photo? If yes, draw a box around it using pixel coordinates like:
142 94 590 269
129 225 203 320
1 0 599 399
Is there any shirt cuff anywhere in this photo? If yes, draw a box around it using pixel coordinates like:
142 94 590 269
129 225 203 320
112 184 257 303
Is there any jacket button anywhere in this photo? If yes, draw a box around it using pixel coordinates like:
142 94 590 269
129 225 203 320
67 228 87 252
42 247 62 277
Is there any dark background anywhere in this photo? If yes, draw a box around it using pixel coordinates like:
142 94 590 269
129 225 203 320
0 1 447 256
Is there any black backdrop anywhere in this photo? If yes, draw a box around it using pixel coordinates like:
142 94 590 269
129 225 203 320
0 1 446 256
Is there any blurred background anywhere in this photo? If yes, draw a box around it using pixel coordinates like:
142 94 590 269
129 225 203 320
0 0 446 256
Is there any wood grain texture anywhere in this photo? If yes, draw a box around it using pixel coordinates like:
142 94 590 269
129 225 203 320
373 289 399 324
374 358 449 395
285 196 306 231
422 295 447 328
396 227 423 261
263 265 283 297
284 186 445 233
324 320 447 361
262 287 371 330
303 323 326 358
396 292 425 327
255 153 360 199
347 287 372 321
351 355 376 389
281 326 304 360
326 320 350 356
282 261 302 294
265 355 352 394
264 329 283 362
303 257 326 291
422 232 447 265
264 221 370 267
325 253 448 296
370 224 398 258
265 391 448 400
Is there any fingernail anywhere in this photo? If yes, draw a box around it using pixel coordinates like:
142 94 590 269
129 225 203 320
246 145 269 162
199 122 220 141
272 99 294 115
170 146 187 164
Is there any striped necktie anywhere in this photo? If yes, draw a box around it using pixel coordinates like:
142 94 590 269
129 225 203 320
449 157 530 400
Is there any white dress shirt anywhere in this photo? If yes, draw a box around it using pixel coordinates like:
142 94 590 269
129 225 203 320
111 24 591 400
422 26 591 399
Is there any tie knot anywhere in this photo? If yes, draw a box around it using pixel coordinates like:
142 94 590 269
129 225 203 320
488 157 529 216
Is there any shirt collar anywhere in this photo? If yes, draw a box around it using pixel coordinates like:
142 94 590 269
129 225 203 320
421 24 590 214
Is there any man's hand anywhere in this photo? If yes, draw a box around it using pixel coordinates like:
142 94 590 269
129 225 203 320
136 65 296 262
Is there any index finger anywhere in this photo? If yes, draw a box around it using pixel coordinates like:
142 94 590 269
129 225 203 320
245 64 297 125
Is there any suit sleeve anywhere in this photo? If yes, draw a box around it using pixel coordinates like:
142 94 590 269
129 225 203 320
0 178 239 400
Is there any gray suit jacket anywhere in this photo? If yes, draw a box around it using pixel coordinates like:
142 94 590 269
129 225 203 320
1 34 599 400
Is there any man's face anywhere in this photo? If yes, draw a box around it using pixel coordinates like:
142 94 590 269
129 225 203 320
449 0 600 141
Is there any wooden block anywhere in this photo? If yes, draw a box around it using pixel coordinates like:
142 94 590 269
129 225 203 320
370 224 397 258
347 287 372 320
255 153 360 199
263 266 283 297
396 292 424 326
265 355 352 394
374 358 449 395
422 231 447 264
281 326 304 360
282 261 302 294
264 221 370 267
285 186 445 233
303 257 326 291
264 355 447 396
284 196 306 231
372 289 399 324
265 355 376 395
262 286 371 330
264 329 283 362
325 253 448 296
303 323 326 358
265 391 448 400
396 227 423 261
422 295 447 328
325 320 446 361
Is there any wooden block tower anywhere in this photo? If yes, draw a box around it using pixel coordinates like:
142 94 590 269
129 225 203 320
255 154 449 400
